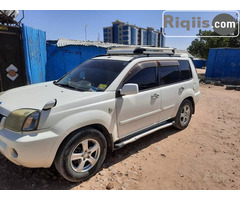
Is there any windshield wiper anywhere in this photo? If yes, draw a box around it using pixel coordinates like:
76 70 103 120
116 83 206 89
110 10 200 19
54 82 90 92
54 82 82 91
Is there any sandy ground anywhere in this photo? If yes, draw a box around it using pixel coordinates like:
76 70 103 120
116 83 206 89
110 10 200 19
0 71 239 189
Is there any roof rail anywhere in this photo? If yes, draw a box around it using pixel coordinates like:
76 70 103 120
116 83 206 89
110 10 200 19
107 47 176 56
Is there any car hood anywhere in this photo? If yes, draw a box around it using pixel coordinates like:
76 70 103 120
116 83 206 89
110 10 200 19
0 82 106 116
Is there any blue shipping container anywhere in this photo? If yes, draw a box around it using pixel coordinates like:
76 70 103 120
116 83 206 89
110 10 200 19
46 42 107 81
193 59 206 69
206 48 240 80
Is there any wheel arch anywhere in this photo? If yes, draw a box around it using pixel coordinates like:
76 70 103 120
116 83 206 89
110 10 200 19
88 124 114 152
54 124 113 161
184 96 195 114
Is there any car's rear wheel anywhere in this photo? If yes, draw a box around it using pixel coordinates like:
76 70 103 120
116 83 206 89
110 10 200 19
54 128 107 182
173 99 193 130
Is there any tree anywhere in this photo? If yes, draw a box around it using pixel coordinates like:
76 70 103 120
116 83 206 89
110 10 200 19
187 24 240 59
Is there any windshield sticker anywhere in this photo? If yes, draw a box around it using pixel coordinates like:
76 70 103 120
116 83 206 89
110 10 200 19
98 84 107 90
91 86 98 91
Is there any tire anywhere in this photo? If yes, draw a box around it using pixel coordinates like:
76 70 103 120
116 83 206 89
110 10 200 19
54 128 107 182
173 99 193 130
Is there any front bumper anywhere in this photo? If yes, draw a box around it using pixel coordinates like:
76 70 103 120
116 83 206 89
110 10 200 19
0 128 60 168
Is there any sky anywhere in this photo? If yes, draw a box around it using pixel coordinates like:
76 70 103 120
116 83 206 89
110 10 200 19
16 10 239 50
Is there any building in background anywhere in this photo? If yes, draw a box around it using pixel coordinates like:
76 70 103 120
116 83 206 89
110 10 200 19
103 20 165 47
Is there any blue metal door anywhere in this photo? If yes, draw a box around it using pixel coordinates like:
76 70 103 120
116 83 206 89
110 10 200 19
22 24 46 84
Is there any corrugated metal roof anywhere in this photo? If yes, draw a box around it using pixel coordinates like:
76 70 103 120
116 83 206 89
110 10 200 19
52 38 194 58
56 38 130 48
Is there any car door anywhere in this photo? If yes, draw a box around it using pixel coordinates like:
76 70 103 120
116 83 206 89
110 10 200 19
157 60 186 122
116 61 161 138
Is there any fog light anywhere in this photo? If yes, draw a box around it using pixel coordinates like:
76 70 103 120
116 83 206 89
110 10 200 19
11 148 18 158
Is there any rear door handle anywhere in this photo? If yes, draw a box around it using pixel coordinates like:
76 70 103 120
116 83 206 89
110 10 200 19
179 86 185 91
151 93 160 99
179 86 185 94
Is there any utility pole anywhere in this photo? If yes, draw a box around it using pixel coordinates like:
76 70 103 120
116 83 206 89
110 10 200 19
97 33 100 42
85 24 87 41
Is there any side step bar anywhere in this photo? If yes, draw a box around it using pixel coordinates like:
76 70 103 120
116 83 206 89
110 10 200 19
114 121 174 149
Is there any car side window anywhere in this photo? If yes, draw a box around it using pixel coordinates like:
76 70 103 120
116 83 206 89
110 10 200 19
125 66 157 91
158 65 181 86
178 60 192 81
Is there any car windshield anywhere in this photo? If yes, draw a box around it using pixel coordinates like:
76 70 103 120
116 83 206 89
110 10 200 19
55 59 128 92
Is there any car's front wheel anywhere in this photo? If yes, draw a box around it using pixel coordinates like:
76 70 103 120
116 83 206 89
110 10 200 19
54 128 107 182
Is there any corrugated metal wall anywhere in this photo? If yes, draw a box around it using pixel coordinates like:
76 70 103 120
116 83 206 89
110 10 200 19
206 48 240 80
22 24 47 84
46 42 106 81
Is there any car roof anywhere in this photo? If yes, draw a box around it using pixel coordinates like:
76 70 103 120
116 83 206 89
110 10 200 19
93 47 191 62
93 55 134 62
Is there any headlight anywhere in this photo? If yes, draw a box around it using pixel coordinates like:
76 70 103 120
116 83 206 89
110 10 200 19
4 109 40 132
22 111 40 131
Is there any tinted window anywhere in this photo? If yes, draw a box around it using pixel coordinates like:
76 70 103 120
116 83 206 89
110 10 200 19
125 67 157 91
179 60 192 80
158 66 181 85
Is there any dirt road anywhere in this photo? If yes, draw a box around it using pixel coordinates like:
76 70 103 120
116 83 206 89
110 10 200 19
0 82 239 190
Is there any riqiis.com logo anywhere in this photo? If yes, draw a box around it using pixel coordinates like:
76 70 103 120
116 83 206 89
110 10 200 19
162 11 239 37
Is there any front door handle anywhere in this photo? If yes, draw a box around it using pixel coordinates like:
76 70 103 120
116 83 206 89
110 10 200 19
151 93 160 99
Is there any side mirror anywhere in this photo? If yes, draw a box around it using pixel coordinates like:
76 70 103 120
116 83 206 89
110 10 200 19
43 99 57 110
120 83 139 96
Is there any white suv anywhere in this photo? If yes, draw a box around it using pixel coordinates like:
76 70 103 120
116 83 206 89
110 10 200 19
0 47 200 182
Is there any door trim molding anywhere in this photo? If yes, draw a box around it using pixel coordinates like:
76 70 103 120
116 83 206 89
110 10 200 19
119 108 162 126
162 104 175 111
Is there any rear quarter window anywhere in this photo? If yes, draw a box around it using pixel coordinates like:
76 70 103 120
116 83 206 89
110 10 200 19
178 60 192 81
